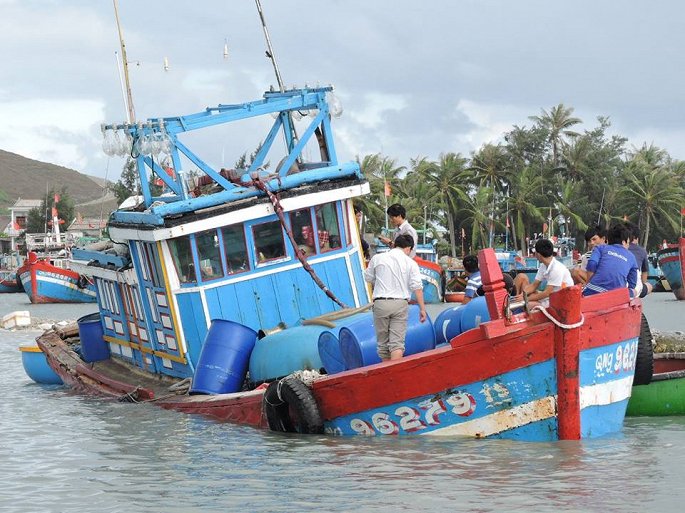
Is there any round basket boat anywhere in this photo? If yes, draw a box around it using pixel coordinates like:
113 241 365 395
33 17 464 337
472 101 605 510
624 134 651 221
444 291 465 303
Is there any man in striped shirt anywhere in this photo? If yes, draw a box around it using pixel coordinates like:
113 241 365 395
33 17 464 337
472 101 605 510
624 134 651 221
461 254 482 304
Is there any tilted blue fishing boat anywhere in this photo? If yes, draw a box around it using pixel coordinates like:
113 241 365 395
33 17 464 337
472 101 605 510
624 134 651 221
657 238 685 300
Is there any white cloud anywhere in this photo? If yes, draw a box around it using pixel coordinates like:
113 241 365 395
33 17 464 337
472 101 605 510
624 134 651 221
0 98 105 171
453 99 532 152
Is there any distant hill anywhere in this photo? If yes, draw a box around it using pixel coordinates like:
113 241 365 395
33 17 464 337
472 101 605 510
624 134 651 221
0 149 118 218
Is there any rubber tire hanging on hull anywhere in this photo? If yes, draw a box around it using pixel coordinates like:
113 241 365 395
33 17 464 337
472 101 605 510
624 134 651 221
264 377 324 434
633 313 654 386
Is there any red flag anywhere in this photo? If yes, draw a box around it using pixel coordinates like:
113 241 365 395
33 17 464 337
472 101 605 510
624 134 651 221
681 206 685 215
383 180 391 197
54 193 60 203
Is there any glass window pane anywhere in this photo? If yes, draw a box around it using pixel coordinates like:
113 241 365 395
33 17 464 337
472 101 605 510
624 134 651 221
315 203 342 252
253 220 286 263
169 235 196 284
222 225 250 274
196 230 224 281
289 208 316 257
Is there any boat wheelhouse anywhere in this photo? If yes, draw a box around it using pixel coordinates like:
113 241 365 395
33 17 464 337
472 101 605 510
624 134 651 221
71 86 370 379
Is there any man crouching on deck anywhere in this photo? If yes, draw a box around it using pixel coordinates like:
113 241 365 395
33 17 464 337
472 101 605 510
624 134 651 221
364 234 427 361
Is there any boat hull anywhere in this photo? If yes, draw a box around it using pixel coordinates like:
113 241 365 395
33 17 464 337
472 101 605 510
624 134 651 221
414 257 444 303
19 345 63 385
626 352 685 416
37 250 641 441
0 271 22 293
656 238 685 300
16 257 96 304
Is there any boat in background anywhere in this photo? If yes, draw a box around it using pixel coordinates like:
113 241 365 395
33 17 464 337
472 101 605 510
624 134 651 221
0 253 23 293
16 251 96 304
374 240 445 303
656 238 685 300
627 352 685 416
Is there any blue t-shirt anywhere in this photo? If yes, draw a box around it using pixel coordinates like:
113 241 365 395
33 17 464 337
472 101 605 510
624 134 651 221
464 271 482 298
583 244 638 297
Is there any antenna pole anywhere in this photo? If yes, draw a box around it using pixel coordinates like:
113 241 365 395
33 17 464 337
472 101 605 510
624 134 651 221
255 0 284 92
113 0 136 123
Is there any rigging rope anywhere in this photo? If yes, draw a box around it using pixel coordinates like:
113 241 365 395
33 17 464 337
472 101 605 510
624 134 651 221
530 305 585 330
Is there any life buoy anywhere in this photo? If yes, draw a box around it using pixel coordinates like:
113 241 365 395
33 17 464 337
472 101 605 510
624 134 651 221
263 376 323 434
633 313 654 386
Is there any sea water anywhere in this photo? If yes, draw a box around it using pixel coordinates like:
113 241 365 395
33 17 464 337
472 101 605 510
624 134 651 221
1 292 684 513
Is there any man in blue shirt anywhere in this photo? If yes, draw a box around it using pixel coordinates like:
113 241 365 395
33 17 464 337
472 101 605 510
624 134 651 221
583 223 638 297
461 254 482 304
625 221 652 298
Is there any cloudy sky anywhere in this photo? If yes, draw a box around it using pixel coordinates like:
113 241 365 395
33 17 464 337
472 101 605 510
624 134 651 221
1 0 684 182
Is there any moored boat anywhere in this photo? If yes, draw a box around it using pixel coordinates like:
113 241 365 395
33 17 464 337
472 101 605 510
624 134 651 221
0 270 22 293
16 251 97 304
626 352 685 416
656 238 685 300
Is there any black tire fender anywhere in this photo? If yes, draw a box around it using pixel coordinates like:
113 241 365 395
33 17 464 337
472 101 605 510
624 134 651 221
633 312 654 386
77 275 89 289
263 377 323 434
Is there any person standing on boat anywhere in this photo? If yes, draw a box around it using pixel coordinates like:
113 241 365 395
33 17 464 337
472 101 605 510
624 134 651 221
461 254 482 304
378 203 418 258
583 223 638 297
625 221 652 298
354 205 370 261
364 234 427 361
514 238 574 308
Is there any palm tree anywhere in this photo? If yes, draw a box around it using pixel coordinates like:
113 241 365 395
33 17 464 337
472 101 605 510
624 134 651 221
508 167 545 252
356 153 405 233
457 188 492 252
416 153 469 256
622 168 683 248
470 143 509 247
530 104 582 166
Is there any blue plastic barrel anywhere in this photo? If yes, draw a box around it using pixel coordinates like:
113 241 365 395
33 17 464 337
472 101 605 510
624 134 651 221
248 325 327 383
434 304 466 346
340 304 435 370
77 313 110 363
459 296 491 332
317 331 347 375
190 319 258 395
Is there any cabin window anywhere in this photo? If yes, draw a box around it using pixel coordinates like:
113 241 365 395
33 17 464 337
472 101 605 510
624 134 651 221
222 225 250 274
253 220 287 263
289 208 316 257
169 235 197 284
315 202 342 252
196 229 225 281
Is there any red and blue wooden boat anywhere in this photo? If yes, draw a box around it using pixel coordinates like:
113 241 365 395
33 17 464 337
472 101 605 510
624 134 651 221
36 248 643 441
0 270 22 293
16 251 96 304
656 238 685 300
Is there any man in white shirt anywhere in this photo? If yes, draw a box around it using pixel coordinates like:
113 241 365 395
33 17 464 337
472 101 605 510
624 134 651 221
378 203 419 258
514 238 574 308
364 234 427 361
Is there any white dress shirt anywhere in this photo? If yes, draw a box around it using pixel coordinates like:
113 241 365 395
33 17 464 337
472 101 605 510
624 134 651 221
364 248 423 299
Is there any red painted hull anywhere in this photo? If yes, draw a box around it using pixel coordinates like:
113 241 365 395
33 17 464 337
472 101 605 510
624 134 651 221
37 331 268 428
35 249 642 440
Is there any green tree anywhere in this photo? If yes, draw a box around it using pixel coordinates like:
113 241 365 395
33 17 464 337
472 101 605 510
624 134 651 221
530 103 582 166
109 157 139 205
416 152 469 257
26 187 75 233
